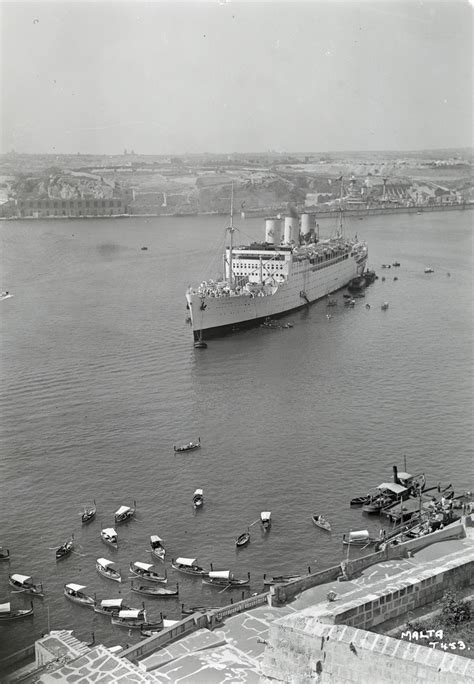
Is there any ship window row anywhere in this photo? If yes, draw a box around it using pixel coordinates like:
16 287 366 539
235 263 284 270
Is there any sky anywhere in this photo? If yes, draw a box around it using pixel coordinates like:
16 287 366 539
0 0 472 155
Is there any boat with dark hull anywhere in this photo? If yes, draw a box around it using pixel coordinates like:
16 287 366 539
0 601 34 621
63 583 95 607
114 502 136 524
82 500 97 524
202 570 250 588
96 558 121 582
171 557 209 577
0 547 11 561
174 438 201 453
131 581 179 598
263 573 306 586
235 529 250 548
150 535 165 561
129 561 167 583
9 574 44 597
56 535 74 561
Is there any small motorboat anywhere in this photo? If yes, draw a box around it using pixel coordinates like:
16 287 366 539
312 514 331 532
63 583 95 607
0 546 10 561
129 561 167 583
9 574 44 597
235 529 250 548
424 267 434 273
203 570 250 588
94 598 129 616
193 488 204 509
0 601 34 621
174 437 201 453
101 527 118 549
342 530 378 547
82 500 97 524
392 261 401 267
381 302 389 311
111 608 147 629
56 535 74 561
150 535 165 561
114 502 136 524
260 511 271 531
171 557 209 576
131 581 179 597
96 557 121 582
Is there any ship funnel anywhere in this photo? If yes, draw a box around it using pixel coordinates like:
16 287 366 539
300 213 313 237
283 216 299 244
393 465 400 484
265 217 281 245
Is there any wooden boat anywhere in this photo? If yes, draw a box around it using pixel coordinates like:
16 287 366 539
362 482 408 514
312 514 332 532
150 535 165 561
171 557 209 576
235 529 250 547
94 598 130 616
193 488 204 509
111 608 147 629
0 546 10 561
101 527 118 549
381 302 389 311
63 583 95 607
82 500 97 524
260 511 271 531
350 496 370 507
263 573 306 585
181 604 211 615
203 570 250 587
0 601 34 621
342 530 378 547
9 573 44 597
131 581 179 597
96 557 121 582
56 535 74 560
114 502 136 524
129 561 167 583
174 437 201 453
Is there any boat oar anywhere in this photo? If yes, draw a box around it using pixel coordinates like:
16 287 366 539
218 584 232 594
248 519 260 527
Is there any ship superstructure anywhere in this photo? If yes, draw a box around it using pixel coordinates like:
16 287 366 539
186 212 368 341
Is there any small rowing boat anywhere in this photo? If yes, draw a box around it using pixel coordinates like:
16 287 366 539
203 570 250 587
235 529 250 548
114 501 136 524
131 581 179 597
82 500 97 524
63 583 95 607
56 535 74 560
9 573 44 597
260 511 271 531
312 514 332 532
0 601 34 621
0 546 10 561
263 573 306 586
129 561 167 583
174 437 201 453
111 608 147 629
94 598 130 616
181 604 212 615
101 527 118 549
96 558 121 582
150 535 165 561
171 557 209 576
193 488 204 509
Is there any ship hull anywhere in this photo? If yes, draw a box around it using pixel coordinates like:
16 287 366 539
187 252 367 341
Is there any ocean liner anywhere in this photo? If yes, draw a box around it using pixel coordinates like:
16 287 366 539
186 209 368 342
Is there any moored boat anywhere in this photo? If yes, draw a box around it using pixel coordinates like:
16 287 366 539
94 598 129 616
56 535 74 560
63 583 95 607
96 558 121 582
235 529 250 547
381 302 389 310
111 608 147 629
150 535 165 561
342 530 378 547
362 482 408 514
129 561 167 583
131 581 179 597
350 496 370 507
174 438 201 453
0 546 10 561
114 502 136 524
82 500 97 524
311 514 331 532
263 573 306 585
171 557 209 576
101 527 118 549
260 511 271 531
193 488 204 509
0 601 34 620
9 573 44 597
202 570 250 587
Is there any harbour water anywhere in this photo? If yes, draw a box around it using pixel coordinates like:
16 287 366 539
0 210 472 659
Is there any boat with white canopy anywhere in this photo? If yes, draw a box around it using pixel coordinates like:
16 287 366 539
171 557 209 576
0 601 34 620
342 530 378 547
94 598 130 616
202 570 250 587
101 527 118 549
114 502 136 524
150 535 165 561
111 607 147 629
193 488 204 509
96 558 121 582
63 583 95 607
129 561 167 583
260 511 271 531
9 573 44 597
362 482 408 514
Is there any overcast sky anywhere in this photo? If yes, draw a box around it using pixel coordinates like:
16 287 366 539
1 0 472 155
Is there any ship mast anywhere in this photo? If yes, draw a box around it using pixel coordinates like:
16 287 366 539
227 183 235 289
339 176 344 236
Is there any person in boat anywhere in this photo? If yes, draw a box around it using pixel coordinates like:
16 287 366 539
318 515 326 524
